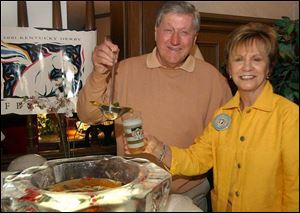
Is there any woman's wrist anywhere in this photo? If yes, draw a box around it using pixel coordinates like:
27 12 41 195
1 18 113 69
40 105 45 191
153 142 164 161
144 135 171 168
158 144 167 162
158 143 171 170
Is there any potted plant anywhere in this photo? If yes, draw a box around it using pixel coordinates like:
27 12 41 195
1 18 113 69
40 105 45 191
270 16 299 105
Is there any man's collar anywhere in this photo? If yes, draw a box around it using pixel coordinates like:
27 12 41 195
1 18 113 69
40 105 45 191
146 47 195 72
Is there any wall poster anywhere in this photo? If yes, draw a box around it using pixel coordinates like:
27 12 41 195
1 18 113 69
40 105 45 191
1 27 97 116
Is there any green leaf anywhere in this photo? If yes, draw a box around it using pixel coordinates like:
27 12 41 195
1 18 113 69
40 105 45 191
286 93 296 102
282 86 293 95
282 16 291 23
289 82 299 90
287 23 295 35
293 91 299 100
279 43 294 60
295 20 299 34
274 19 286 28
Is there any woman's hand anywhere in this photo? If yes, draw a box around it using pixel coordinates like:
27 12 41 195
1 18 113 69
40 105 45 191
144 134 171 168
143 134 164 159
124 133 171 169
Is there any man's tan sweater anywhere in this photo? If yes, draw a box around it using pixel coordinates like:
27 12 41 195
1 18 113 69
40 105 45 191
77 48 232 193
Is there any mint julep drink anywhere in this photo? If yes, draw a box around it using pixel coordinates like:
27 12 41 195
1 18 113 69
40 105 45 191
123 115 145 154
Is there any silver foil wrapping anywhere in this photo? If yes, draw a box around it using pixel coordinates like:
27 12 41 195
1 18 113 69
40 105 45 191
1 155 171 212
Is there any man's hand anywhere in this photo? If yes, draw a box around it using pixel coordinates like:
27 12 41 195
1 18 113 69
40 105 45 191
92 36 120 73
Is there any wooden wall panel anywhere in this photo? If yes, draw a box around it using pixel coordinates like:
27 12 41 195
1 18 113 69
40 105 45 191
110 1 126 60
110 1 164 59
197 32 228 70
197 41 219 69
141 2 164 54
110 3 277 69
126 1 142 57
198 12 276 70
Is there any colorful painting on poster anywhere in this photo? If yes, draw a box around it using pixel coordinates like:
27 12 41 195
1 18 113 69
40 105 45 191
1 27 96 115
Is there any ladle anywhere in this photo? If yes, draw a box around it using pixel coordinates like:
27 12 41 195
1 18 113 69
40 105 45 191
108 50 117 106
101 104 132 120
89 101 132 121
90 41 131 120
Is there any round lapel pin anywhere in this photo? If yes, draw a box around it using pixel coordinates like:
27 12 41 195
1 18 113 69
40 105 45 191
213 113 231 131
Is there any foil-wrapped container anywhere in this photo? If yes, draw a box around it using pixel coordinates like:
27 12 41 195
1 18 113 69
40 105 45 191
1 155 171 212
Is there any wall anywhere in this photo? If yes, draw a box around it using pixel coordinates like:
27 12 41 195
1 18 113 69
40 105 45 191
2 1 298 29
1 1 109 45
1 1 68 28
67 1 111 44
189 1 299 20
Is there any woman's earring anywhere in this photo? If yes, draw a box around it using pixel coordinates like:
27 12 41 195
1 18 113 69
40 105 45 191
266 74 270 80
229 75 232 79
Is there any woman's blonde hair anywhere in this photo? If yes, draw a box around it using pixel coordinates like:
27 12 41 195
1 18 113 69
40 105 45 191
225 22 279 72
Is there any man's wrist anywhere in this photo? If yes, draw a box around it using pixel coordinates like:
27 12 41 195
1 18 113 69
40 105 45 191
94 65 109 74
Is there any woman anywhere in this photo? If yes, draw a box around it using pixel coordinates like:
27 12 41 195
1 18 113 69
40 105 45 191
143 22 299 212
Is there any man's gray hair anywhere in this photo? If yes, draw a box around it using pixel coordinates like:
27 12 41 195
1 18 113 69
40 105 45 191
155 1 200 32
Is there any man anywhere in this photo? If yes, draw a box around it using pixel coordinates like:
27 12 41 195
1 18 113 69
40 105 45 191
77 1 232 211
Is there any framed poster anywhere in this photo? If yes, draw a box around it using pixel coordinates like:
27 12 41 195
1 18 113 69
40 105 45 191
1 27 97 115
